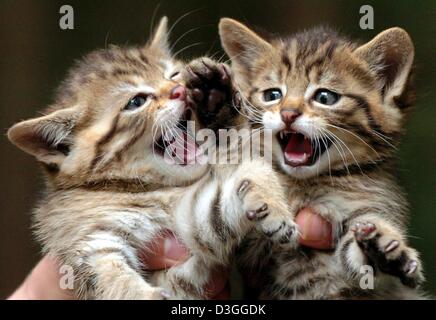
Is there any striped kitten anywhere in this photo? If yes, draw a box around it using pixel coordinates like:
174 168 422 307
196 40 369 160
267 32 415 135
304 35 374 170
219 18 425 299
7 17 297 299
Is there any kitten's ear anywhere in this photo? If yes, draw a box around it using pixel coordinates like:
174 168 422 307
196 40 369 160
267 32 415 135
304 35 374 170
8 107 77 166
149 16 170 56
219 18 273 70
354 27 414 104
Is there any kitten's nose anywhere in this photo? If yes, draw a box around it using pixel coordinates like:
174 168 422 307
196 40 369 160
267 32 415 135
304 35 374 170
280 108 301 126
170 85 186 101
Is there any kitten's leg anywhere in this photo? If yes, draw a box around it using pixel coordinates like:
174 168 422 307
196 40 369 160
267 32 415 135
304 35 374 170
338 216 423 288
75 232 168 300
152 162 298 299
228 160 299 246
152 255 213 300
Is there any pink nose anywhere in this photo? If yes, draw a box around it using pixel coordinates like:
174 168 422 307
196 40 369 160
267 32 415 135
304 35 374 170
170 85 186 101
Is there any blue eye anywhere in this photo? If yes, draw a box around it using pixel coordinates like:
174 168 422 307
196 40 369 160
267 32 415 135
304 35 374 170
124 94 149 111
314 89 340 105
263 88 283 102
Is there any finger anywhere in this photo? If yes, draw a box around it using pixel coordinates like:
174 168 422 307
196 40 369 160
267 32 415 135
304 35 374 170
8 256 75 300
139 230 190 270
296 208 334 250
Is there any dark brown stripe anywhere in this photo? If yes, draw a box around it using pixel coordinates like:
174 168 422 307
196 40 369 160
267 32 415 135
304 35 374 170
113 124 147 163
173 278 200 297
194 231 216 256
210 186 235 242
138 51 149 65
343 93 383 134
281 51 292 72
339 237 354 272
305 56 324 80
90 114 121 170
323 161 381 178
59 179 164 193
111 68 132 77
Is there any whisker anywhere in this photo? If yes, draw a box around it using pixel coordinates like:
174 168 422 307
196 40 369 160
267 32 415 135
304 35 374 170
168 8 203 37
317 129 333 184
149 2 163 39
322 127 366 174
174 42 204 58
318 127 350 176
326 124 382 159
170 26 204 52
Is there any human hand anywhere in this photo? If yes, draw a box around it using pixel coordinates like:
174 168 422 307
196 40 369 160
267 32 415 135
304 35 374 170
296 207 334 249
8 231 229 300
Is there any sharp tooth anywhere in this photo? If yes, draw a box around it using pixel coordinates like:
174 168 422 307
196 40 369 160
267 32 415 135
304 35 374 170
280 131 284 140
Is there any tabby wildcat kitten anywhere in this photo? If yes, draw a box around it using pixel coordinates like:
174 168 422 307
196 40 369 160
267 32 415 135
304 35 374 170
7 17 297 299
219 18 425 299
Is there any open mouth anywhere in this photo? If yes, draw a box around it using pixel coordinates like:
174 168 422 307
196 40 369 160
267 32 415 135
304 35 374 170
277 130 332 167
153 108 200 166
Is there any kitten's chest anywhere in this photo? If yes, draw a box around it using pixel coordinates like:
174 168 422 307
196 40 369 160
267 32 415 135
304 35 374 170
269 248 348 299
287 185 364 223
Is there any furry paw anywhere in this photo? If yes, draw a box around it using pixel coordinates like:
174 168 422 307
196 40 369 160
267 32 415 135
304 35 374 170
237 179 298 246
182 57 239 131
351 221 423 288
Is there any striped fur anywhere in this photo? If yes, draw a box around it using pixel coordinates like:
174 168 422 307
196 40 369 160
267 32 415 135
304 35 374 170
7 18 298 299
219 18 425 299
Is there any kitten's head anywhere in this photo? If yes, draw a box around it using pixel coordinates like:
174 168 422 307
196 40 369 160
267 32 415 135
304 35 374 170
219 19 415 179
8 17 207 189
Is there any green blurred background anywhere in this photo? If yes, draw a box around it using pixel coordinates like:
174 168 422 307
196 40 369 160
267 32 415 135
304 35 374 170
0 0 434 298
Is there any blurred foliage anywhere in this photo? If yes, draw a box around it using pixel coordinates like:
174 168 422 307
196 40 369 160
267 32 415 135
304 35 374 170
0 0 434 297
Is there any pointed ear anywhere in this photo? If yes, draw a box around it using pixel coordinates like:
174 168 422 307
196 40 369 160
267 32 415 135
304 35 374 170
219 18 273 70
354 27 414 105
149 16 170 56
8 107 77 166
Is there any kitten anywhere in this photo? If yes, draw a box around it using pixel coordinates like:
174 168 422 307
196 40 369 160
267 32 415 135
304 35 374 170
7 17 297 299
218 18 425 299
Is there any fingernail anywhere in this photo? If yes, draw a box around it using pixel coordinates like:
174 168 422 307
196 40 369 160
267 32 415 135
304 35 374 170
300 211 331 241
163 234 188 262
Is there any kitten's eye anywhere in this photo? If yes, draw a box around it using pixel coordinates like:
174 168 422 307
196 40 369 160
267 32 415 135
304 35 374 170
263 88 283 102
124 94 149 111
170 71 180 79
313 89 340 105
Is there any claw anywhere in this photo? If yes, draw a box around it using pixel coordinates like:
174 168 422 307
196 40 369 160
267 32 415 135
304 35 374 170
246 203 269 221
384 240 400 253
220 64 230 84
160 291 171 299
404 260 418 275
199 59 214 79
237 180 250 197
246 210 258 220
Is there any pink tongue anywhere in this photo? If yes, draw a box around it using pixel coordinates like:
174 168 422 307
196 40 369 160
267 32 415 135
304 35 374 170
182 132 198 165
284 134 313 166
166 131 198 165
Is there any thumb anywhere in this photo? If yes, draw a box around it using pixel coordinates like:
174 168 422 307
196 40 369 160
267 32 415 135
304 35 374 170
140 230 190 270
296 207 334 250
